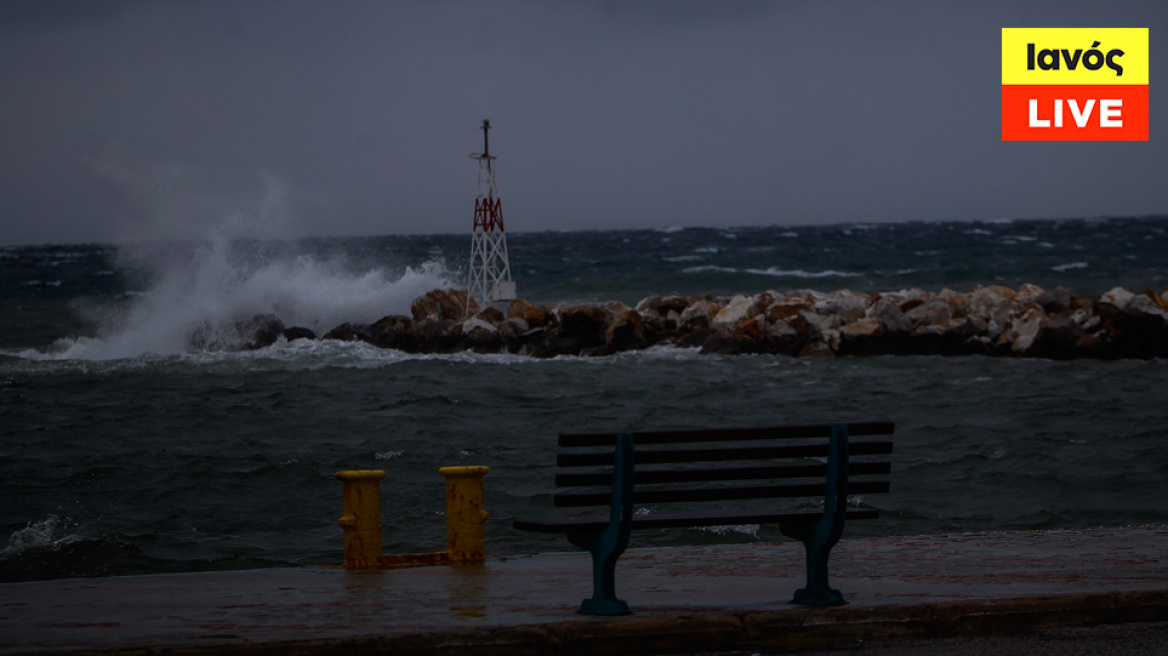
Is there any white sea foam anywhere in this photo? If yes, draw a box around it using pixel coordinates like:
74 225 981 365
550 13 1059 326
1051 261 1089 272
1 515 81 556
743 267 861 279
681 265 739 274
699 524 760 537
680 265 860 279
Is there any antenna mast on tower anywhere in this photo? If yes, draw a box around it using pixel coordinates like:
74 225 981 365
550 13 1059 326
467 118 515 313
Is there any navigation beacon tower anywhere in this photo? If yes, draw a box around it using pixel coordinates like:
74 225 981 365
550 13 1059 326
466 119 515 312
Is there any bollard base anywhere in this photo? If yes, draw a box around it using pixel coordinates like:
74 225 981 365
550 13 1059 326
339 551 491 570
377 552 453 567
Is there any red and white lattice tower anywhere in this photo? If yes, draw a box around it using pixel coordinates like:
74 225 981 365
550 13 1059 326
467 118 515 312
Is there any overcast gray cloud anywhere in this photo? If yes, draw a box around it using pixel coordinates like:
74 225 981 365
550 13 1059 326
1 0 1165 246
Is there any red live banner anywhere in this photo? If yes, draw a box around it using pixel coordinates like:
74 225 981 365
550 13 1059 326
1001 85 1149 141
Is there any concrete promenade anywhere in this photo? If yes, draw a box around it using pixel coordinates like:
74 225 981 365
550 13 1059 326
2 525 1166 655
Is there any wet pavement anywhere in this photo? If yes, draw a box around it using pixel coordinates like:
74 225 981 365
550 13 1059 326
1 525 1166 655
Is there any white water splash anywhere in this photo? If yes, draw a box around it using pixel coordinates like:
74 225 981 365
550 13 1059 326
35 152 461 360
38 234 456 361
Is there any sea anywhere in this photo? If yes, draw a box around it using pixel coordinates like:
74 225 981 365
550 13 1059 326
2 217 1166 583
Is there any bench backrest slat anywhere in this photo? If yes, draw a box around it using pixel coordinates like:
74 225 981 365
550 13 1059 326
554 480 891 507
557 440 893 468
559 421 894 448
555 461 891 487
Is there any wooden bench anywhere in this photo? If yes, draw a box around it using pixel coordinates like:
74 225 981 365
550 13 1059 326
512 422 894 615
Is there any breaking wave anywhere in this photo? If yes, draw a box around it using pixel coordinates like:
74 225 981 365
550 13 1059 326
27 237 456 361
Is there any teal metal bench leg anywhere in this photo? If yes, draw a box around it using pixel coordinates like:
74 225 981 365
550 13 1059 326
780 424 850 606
568 433 634 615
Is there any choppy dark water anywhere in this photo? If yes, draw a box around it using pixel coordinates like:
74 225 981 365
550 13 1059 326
2 217 1166 582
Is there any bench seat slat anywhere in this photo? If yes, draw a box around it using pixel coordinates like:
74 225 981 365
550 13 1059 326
553 479 890 507
555 461 892 487
557 440 893 467
559 421 893 447
513 508 881 534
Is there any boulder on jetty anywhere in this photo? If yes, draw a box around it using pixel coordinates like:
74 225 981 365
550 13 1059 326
197 286 1168 360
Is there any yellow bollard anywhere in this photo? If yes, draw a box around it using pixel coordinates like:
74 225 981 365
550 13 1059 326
335 470 386 569
439 466 491 562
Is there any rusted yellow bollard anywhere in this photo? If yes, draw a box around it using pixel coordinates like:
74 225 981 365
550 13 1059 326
439 466 490 562
335 470 386 569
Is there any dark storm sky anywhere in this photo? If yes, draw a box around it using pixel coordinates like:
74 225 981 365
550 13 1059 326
1 0 1165 246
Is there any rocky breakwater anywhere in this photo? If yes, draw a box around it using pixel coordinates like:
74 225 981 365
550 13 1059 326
212 285 1168 360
